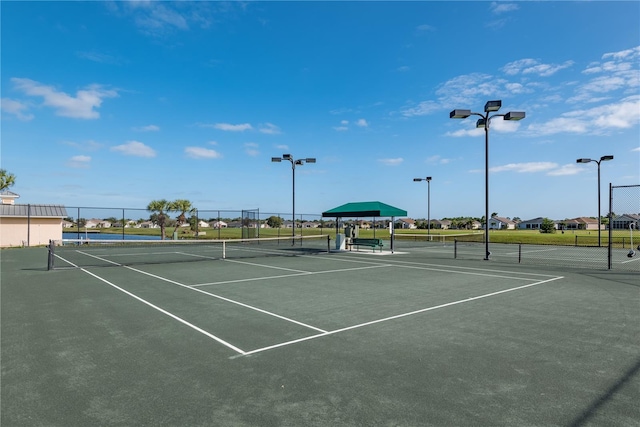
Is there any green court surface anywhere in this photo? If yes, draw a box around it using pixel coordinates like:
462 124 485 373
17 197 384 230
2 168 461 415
2 246 638 426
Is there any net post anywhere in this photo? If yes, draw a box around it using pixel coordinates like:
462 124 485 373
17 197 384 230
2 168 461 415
47 239 55 270
327 235 330 253
518 243 522 263
454 239 457 259
223 241 226 259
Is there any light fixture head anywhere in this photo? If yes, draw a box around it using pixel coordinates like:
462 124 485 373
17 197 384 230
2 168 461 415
484 100 502 112
504 111 525 121
426 176 432 181
413 178 422 182
271 157 282 162
305 158 316 163
600 155 614 161
294 159 303 165
476 118 486 129
282 154 292 160
450 109 471 119
576 158 592 163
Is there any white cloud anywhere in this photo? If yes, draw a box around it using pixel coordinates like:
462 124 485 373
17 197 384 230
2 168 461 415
0 98 33 121
489 162 558 173
134 124 160 132
11 78 118 119
214 123 253 132
491 2 518 14
632 147 640 152
333 126 349 132
564 96 640 130
185 146 222 159
547 164 583 176
244 142 259 157
501 59 574 77
356 119 368 127
259 123 281 134
401 100 439 117
397 66 410 72
62 140 103 151
67 155 91 169
111 140 156 158
378 158 403 166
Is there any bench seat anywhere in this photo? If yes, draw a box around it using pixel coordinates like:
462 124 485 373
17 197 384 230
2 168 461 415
350 238 383 252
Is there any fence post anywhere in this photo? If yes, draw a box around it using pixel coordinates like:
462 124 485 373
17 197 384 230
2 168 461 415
454 239 458 259
518 243 522 263
608 183 613 270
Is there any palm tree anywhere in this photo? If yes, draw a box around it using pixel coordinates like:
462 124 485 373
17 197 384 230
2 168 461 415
147 199 170 240
169 199 195 238
0 169 16 191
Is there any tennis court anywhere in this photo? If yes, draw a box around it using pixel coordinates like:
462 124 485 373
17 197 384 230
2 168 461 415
2 241 638 426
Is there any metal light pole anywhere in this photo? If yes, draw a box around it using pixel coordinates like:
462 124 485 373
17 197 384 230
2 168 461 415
576 155 614 246
413 177 432 237
272 154 316 239
450 100 525 260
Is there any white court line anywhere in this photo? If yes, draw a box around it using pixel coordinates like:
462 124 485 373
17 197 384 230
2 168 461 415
192 264 391 287
80 268 248 355
238 275 564 357
123 265 328 333
331 253 561 278
65 251 328 334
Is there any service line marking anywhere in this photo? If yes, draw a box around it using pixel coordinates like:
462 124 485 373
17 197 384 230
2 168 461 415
238 275 564 357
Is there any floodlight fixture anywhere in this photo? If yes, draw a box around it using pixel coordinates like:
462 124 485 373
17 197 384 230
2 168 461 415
449 99 526 261
504 111 526 121
271 153 316 240
450 109 472 119
576 154 615 247
414 176 433 236
484 100 502 112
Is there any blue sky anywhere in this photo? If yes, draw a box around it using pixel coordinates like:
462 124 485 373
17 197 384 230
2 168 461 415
2 1 639 221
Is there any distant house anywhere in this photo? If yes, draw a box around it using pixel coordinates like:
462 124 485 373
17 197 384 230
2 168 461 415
488 216 516 230
563 217 601 230
610 214 640 230
137 221 158 229
210 220 228 229
518 217 548 230
0 191 67 247
395 218 416 229
429 219 452 230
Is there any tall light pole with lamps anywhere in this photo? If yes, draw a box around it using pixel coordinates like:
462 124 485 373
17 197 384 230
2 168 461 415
271 154 316 239
413 177 432 237
450 100 525 260
576 155 614 246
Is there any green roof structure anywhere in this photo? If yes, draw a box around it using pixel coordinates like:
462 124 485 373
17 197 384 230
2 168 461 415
322 201 407 218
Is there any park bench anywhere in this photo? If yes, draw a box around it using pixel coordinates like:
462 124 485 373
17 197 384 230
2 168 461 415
349 238 384 252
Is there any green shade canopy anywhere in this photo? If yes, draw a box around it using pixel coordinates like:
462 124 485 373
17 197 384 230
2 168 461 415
322 201 407 218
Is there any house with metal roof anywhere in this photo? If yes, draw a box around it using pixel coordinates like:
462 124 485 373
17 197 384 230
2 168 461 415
0 191 68 247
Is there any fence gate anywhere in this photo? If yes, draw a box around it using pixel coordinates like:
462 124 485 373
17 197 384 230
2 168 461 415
608 184 640 271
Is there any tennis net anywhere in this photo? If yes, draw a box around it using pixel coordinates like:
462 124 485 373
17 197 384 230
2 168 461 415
393 232 484 247
47 235 331 270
